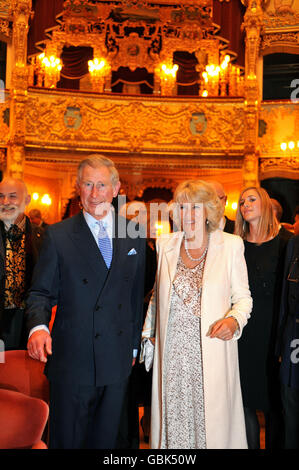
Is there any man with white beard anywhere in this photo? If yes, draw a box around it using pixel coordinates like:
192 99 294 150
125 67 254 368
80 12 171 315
0 177 44 350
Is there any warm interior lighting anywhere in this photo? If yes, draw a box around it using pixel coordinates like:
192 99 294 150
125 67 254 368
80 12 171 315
232 202 238 210
37 52 62 88
88 58 111 91
201 55 244 97
161 63 179 78
41 194 52 206
32 192 39 201
155 221 170 238
280 141 298 152
157 63 179 95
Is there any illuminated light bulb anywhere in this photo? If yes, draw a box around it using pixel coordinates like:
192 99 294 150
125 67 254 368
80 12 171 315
280 143 287 151
202 90 208 97
224 55 230 63
41 194 52 205
32 192 39 201
288 141 295 150
232 202 238 210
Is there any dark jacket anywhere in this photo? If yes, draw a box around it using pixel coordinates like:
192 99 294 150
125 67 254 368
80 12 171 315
25 211 146 387
277 235 299 389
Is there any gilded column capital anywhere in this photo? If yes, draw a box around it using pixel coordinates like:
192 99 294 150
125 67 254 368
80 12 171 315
7 0 33 179
242 0 263 187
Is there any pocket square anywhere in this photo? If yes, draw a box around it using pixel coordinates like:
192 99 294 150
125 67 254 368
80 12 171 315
128 248 137 255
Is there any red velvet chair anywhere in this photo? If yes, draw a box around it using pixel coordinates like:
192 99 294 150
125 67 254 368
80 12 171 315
0 388 49 449
0 350 49 403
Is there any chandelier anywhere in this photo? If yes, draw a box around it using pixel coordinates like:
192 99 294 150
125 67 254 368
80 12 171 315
88 58 111 92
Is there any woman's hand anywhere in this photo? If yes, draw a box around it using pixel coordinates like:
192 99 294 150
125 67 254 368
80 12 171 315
207 317 239 341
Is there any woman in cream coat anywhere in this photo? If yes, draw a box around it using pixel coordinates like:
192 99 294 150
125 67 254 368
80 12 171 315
142 180 252 449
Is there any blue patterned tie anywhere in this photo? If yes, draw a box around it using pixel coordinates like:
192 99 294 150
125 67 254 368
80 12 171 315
97 220 112 268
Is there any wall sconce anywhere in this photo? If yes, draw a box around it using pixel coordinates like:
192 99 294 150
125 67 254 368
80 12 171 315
156 63 179 95
41 194 52 206
88 58 111 92
31 193 52 206
37 53 62 88
280 141 299 152
200 55 244 97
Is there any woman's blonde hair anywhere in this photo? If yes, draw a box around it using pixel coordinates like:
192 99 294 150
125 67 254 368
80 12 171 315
173 179 223 233
235 186 279 241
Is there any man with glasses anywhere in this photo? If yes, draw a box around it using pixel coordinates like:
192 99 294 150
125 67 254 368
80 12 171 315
26 155 146 449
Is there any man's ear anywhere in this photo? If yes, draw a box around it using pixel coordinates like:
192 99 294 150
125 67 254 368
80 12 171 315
25 194 31 206
113 181 121 198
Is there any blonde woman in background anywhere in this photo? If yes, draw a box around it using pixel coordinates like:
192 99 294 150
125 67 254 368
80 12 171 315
235 186 289 449
141 180 252 449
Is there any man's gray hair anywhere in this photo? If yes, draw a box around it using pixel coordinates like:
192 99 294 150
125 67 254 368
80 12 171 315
77 154 119 187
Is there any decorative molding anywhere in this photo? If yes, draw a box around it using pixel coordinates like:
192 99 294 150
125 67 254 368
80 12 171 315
25 90 245 155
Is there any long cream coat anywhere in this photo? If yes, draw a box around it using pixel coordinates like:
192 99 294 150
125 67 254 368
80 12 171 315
142 229 252 449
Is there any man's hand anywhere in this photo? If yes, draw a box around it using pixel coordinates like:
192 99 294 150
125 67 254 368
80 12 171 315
27 330 52 363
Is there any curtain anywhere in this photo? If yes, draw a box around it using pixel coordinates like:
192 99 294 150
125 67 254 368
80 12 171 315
27 0 245 90
213 0 246 66
57 46 93 90
28 0 64 56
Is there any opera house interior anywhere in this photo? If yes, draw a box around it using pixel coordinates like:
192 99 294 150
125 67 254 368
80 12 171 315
0 0 298 226
0 0 298 451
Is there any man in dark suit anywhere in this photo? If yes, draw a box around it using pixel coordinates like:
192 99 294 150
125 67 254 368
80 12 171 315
277 235 299 448
26 155 146 449
210 181 235 234
0 177 44 350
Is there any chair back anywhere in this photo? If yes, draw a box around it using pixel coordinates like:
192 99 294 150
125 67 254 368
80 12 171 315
0 350 49 403
0 388 49 449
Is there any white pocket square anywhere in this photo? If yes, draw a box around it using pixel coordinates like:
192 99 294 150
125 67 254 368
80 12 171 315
128 248 137 255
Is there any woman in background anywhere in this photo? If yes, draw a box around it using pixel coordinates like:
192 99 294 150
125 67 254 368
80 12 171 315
141 180 252 449
235 186 289 449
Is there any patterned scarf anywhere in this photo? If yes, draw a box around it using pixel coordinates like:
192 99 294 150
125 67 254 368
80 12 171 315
4 218 26 309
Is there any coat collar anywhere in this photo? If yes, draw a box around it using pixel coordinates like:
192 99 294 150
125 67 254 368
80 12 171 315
163 229 224 283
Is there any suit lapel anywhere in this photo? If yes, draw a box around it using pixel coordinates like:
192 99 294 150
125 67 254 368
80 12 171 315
69 212 108 279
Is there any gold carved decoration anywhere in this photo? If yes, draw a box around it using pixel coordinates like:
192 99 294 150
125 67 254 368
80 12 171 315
0 18 11 39
241 0 264 187
25 90 245 155
6 0 33 179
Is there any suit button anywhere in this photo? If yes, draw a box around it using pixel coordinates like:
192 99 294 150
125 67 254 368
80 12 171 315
95 305 102 311
118 330 123 336
118 304 122 310
83 279 88 284
95 333 101 339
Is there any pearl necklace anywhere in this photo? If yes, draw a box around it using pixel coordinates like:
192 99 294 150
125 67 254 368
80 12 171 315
184 235 209 262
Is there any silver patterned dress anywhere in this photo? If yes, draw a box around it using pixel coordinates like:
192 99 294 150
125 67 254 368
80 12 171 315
161 255 207 449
